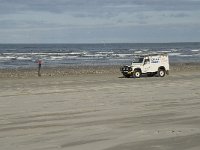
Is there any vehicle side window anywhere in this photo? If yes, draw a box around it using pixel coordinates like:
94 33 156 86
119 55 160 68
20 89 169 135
144 59 150 64
133 57 144 63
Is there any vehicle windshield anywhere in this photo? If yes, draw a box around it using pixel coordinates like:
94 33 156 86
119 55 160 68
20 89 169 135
132 57 144 63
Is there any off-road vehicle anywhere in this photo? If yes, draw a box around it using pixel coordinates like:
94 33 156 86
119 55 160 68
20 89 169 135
120 53 169 78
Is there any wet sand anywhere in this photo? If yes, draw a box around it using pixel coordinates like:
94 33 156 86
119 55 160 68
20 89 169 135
0 62 200 78
0 64 200 150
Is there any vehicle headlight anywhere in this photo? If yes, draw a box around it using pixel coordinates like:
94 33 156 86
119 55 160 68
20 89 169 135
128 67 132 71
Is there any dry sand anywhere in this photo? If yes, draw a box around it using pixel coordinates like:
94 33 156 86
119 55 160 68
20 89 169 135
0 64 200 150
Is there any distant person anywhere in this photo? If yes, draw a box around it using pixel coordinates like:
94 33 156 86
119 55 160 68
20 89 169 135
37 60 42 77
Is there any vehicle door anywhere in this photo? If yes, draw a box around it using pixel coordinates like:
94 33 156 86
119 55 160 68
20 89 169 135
143 58 151 73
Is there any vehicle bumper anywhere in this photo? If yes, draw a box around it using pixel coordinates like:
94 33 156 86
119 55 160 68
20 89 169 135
121 71 133 76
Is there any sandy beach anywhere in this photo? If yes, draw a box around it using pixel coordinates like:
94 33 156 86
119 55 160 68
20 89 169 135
0 63 200 150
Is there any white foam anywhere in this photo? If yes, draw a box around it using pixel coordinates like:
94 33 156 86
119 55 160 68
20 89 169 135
117 54 133 58
0 56 8 61
134 51 143 54
191 49 200 52
50 56 66 60
17 57 32 60
94 54 106 57
168 53 182 56
159 51 171 53
179 54 194 57
0 56 16 60
82 54 95 57
67 56 78 59
67 52 86 55
170 49 178 52
96 52 114 54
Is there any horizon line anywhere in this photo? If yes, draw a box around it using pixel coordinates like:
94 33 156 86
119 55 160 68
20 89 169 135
0 41 200 45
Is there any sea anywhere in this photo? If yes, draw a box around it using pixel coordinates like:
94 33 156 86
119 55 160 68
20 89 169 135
0 42 200 69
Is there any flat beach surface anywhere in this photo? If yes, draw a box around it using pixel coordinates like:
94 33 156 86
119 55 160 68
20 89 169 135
0 64 200 150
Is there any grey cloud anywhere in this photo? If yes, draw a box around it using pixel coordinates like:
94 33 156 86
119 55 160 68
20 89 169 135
169 13 190 18
161 13 190 18
0 20 19 28
1 0 200 15
0 0 200 41
72 11 117 19
0 19 63 30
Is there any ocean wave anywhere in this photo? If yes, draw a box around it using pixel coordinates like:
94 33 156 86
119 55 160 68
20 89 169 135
179 54 195 57
168 53 182 56
191 49 200 52
1 43 200 68
0 56 16 61
50 56 66 60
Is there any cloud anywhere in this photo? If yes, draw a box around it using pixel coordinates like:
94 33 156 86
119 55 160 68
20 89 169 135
0 0 200 43
0 0 199 25
0 0 199 22
168 13 190 18
1 0 200 14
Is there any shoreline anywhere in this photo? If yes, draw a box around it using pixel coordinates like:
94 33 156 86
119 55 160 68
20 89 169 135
0 62 200 79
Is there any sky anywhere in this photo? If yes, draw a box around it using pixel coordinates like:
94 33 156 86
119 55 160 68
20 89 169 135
0 0 200 43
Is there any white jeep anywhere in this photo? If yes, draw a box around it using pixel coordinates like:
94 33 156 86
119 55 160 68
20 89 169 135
120 53 169 78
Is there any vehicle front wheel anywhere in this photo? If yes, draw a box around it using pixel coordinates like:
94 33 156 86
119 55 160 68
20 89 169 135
158 69 165 77
134 70 141 78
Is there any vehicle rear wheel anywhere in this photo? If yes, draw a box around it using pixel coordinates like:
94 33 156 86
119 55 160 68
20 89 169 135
134 70 141 78
158 69 165 77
